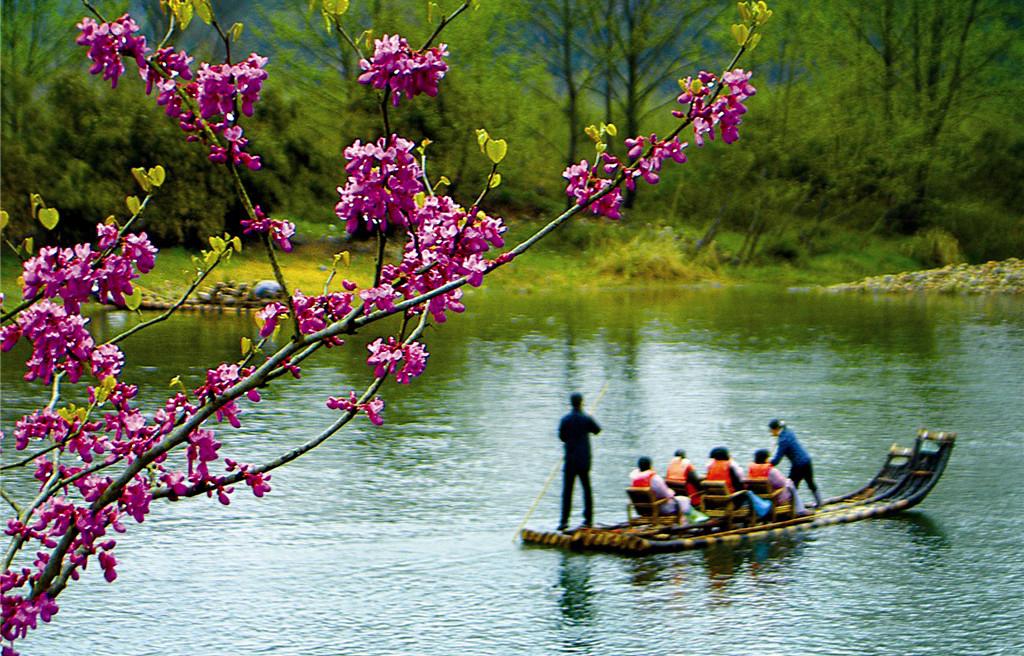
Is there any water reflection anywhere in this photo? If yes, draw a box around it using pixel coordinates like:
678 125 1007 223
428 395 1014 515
882 511 951 551
556 553 595 626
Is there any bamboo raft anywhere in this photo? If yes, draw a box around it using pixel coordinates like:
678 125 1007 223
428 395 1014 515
520 429 955 555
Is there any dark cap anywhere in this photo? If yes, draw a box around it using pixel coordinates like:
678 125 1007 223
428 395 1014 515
768 419 784 430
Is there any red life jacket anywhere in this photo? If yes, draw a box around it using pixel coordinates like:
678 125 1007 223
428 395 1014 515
747 462 773 479
706 459 735 493
631 470 656 488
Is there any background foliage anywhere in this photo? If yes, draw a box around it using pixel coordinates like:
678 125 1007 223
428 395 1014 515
2 0 1022 264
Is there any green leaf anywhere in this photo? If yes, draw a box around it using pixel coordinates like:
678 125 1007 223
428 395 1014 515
22 237 33 255
124 290 142 311
476 129 490 153
427 1 439 23
38 207 59 230
339 250 351 267
0 210 9 231
132 167 153 192
485 138 507 164
209 235 227 253
229 22 244 41
126 195 141 215
321 0 350 19
413 191 427 207
241 336 252 355
489 173 502 189
437 175 451 187
30 193 44 216
169 375 182 389
192 0 213 24
96 375 118 403
148 165 166 187
232 236 242 252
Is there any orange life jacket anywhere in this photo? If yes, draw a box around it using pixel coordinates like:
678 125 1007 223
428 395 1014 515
666 458 701 505
666 458 693 483
706 459 735 493
747 462 773 479
631 470 656 488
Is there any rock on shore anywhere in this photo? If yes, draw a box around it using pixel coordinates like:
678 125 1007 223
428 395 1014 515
826 258 1024 295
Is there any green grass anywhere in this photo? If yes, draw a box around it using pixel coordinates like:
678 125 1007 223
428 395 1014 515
0 221 937 307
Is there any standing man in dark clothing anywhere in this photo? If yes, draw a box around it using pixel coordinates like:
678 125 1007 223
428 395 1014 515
769 419 823 507
558 392 601 531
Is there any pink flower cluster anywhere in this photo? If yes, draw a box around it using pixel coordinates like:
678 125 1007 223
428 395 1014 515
1 591 59 643
193 364 260 428
326 391 386 426
370 194 507 322
224 460 273 498
366 337 429 384
76 14 148 88
2 301 94 384
562 161 623 220
76 14 268 170
290 290 354 344
255 302 288 338
358 34 449 106
675 68 757 145
563 69 756 219
335 135 424 233
241 205 295 252
20 224 157 312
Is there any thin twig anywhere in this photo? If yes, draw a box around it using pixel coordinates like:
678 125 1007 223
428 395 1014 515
420 1 472 50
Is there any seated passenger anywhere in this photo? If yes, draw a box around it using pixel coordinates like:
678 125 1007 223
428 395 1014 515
705 447 773 520
704 446 746 494
746 448 808 515
630 456 691 516
665 448 702 506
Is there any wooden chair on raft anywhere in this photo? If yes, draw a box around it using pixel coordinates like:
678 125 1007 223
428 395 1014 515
666 480 699 506
745 478 793 522
698 480 751 530
626 487 683 527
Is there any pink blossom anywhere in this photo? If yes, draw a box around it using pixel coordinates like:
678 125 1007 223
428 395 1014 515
8 301 94 384
366 337 405 378
562 160 622 220
241 205 295 252
358 34 449 106
98 550 118 582
255 302 288 338
193 364 259 428
90 343 125 380
76 14 149 88
359 284 398 315
325 391 386 425
119 477 151 523
335 135 423 233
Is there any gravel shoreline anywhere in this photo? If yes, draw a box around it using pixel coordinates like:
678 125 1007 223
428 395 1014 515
826 258 1024 294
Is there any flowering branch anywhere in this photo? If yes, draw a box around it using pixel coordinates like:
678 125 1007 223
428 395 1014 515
1 3 774 649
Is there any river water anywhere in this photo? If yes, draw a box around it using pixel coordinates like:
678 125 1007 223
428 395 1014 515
3 286 1023 655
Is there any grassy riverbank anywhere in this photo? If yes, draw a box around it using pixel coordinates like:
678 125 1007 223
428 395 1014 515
1 219 935 304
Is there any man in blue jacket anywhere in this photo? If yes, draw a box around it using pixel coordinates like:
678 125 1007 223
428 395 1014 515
558 392 601 531
769 419 823 508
